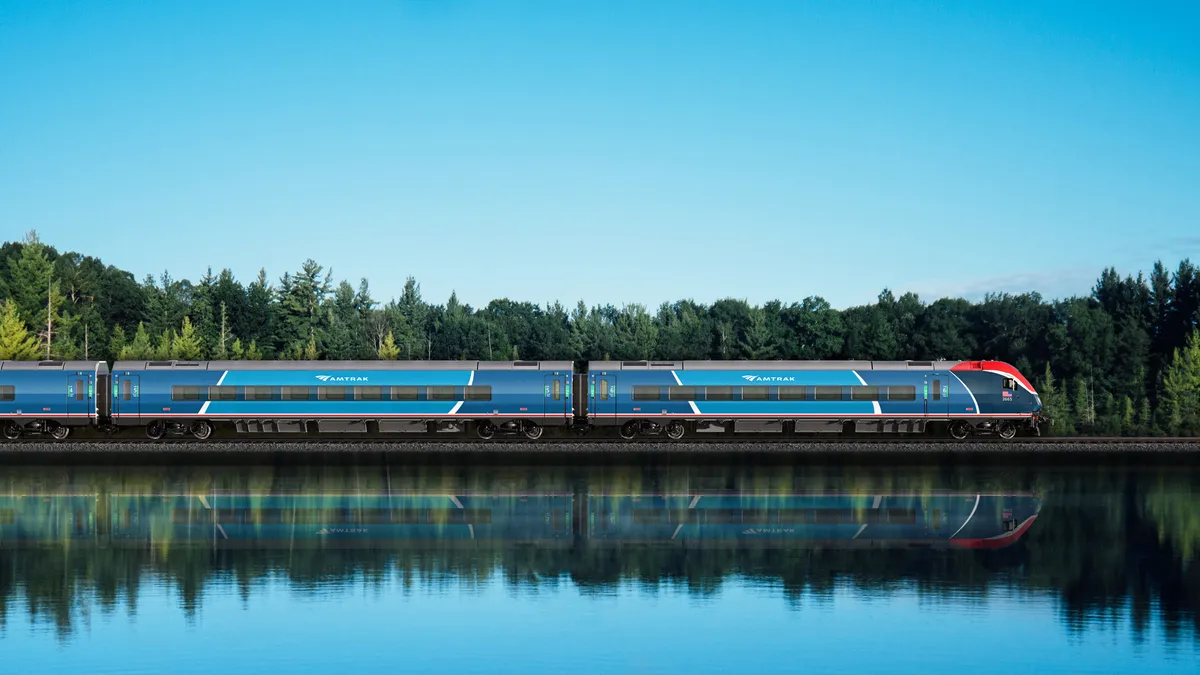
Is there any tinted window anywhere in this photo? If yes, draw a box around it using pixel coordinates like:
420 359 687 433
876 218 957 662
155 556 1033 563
171 386 202 401
428 386 456 401
1002 377 1016 390
282 386 311 401
779 386 804 401
389 386 417 401
741 386 768 401
245 386 272 401
598 379 609 401
356 386 383 401
0 385 13 402
932 379 941 401
814 386 841 401
888 385 916 401
668 386 697 400
851 386 879 401
122 380 131 401
551 379 561 401
631 386 660 401
705 386 733 401
75 379 85 401
465 385 492 401
318 386 346 401
208 386 236 401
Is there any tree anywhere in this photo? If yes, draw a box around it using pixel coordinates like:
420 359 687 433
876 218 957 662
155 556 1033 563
171 317 203 360
1160 330 1200 436
378 331 400 360
0 299 40 360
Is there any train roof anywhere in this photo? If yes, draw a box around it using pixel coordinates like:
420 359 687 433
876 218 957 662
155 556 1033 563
0 360 109 373
587 360 972 371
111 360 574 372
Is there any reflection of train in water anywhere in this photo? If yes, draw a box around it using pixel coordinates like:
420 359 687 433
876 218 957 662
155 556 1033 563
1 488 1040 550
588 492 1040 549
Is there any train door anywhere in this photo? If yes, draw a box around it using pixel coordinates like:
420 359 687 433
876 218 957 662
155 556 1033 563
593 374 615 419
544 375 567 418
66 374 92 419
923 374 949 416
114 375 140 422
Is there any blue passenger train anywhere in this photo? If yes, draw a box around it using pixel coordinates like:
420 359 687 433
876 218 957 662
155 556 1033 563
1 357 1046 442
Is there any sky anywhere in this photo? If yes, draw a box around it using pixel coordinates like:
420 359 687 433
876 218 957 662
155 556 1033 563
1 0 1198 311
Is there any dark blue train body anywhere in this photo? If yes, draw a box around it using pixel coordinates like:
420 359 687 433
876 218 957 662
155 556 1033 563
587 359 1044 440
2 357 1045 442
0 360 109 440
108 359 573 440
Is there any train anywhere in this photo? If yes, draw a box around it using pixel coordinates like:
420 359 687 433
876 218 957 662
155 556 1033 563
0 488 1041 551
0 357 1047 442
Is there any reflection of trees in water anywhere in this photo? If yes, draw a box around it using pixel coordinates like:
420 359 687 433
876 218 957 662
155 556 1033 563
1 463 1198 646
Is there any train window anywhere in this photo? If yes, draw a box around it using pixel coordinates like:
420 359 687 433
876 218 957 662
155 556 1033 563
887 508 917 524
888 385 916 401
122 380 131 401
932 380 941 401
318 386 347 401
244 386 272 401
465 385 492 401
706 386 733 401
932 508 942 530
598 379 609 401
75 379 85 401
0 509 14 524
667 386 697 400
428 386 455 401
171 386 202 401
552 379 562 401
779 386 804 401
741 386 768 401
631 386 660 401
356 386 382 401
814 386 841 401
851 386 879 401
207 386 236 401
282 386 311 401
389 386 418 401
1002 377 1016 390
0 385 14 402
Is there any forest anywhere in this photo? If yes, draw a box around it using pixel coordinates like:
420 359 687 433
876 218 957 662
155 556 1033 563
1 231 1199 436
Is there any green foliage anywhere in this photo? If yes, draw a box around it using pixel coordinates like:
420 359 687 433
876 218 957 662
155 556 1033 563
0 298 40 360
2 235 1199 435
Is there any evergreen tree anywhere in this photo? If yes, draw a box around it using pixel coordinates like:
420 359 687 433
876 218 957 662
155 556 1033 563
378 331 400 360
172 316 203 360
230 338 245 360
1161 330 1200 436
245 339 263 360
0 299 40 360
120 322 154 360
109 324 127 361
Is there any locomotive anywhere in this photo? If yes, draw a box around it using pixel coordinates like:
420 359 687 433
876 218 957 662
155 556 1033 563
0 358 1046 442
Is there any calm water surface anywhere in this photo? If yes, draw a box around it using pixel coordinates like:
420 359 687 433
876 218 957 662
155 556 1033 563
1 452 1197 673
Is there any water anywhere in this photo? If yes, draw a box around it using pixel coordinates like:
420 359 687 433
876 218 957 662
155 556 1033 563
1 452 1197 673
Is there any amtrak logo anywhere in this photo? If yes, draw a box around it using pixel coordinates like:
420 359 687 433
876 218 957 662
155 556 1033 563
315 375 368 382
316 528 369 535
741 375 796 382
742 528 796 535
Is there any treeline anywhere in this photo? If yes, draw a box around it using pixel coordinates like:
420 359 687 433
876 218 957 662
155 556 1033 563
1 231 1199 436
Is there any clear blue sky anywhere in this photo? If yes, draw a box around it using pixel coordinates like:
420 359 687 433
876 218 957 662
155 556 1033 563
1 1 1197 310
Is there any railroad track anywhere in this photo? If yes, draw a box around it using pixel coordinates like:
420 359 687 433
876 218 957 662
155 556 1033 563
1 435 1198 453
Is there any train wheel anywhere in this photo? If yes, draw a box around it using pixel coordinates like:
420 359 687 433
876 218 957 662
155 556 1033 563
191 421 213 440
997 421 1017 440
49 424 70 441
666 421 685 440
145 420 165 440
477 422 496 440
2 421 21 440
620 421 638 440
948 420 970 440
522 423 543 440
